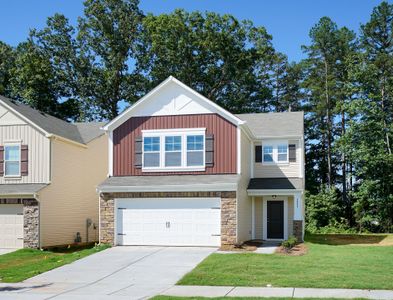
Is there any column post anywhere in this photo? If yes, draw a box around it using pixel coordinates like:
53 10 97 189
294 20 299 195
293 192 303 242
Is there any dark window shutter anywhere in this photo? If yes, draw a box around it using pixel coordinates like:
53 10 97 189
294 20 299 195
0 146 4 176
205 134 214 167
289 144 296 162
21 145 28 176
134 136 142 168
255 145 262 163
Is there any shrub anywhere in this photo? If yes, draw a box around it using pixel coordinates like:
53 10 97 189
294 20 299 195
281 236 298 250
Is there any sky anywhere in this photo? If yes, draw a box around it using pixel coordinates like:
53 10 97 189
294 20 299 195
0 0 386 62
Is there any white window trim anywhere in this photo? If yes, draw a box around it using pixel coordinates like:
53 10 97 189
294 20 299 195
142 128 206 172
4 142 21 178
262 196 288 241
262 140 289 165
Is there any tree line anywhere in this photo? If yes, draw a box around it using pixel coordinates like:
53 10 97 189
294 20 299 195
0 0 392 233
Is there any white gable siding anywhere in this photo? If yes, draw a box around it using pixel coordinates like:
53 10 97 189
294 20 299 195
132 81 214 117
0 103 50 184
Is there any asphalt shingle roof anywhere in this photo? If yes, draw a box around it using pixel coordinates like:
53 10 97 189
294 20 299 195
236 111 304 137
247 177 303 190
0 95 104 144
0 184 48 196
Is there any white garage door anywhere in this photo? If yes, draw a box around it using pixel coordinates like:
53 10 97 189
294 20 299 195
116 198 221 246
0 204 24 248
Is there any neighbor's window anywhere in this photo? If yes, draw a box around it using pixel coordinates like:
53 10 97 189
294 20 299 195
165 136 182 167
277 144 288 162
4 144 20 176
263 145 273 162
143 137 160 167
187 135 204 166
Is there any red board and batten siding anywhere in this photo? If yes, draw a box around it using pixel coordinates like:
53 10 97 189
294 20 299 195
113 114 237 176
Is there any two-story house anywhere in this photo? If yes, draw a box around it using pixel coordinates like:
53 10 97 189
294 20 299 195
98 76 305 247
0 96 107 249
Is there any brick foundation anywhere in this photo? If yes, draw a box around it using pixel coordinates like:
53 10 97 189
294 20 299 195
293 220 303 242
0 198 39 248
99 191 237 246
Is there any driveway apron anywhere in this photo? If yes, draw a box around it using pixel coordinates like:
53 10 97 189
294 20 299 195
0 246 216 300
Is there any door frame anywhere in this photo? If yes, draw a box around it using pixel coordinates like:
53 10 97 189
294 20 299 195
262 196 288 241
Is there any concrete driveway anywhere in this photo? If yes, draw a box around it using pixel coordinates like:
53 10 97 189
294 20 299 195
0 248 17 256
0 246 216 300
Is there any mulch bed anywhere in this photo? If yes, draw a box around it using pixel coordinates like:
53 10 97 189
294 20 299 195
275 243 308 256
219 240 264 252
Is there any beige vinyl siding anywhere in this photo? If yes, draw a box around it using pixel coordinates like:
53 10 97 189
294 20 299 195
0 104 50 184
254 197 263 239
254 140 300 178
254 195 294 239
236 130 252 243
39 135 107 247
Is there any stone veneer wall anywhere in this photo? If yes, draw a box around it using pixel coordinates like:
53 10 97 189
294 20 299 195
293 220 303 242
0 198 39 248
99 191 237 246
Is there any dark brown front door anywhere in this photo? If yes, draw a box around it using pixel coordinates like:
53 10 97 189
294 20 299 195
267 201 284 239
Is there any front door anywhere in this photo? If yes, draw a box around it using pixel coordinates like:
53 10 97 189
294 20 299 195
267 201 284 239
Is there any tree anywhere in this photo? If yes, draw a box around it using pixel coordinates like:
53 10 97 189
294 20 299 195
9 40 78 119
139 9 275 113
302 17 340 189
0 41 15 97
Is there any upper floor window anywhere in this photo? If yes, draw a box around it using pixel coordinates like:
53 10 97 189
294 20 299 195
143 137 160 167
165 136 182 167
142 129 205 171
277 144 288 162
262 141 288 164
263 145 273 162
4 144 20 176
187 135 204 166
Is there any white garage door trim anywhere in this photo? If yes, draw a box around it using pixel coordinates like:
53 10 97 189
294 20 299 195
0 204 24 248
115 198 221 247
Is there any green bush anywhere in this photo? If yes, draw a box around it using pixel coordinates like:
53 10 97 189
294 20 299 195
281 236 298 249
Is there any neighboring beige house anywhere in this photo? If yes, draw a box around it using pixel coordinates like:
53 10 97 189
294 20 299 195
98 76 305 248
0 96 108 249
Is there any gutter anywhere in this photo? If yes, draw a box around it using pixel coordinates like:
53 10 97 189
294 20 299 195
47 134 88 148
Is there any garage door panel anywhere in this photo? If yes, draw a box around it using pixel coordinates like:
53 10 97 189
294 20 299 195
0 204 24 249
116 198 221 247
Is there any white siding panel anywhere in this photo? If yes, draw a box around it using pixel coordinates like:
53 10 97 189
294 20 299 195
254 140 300 178
0 118 50 184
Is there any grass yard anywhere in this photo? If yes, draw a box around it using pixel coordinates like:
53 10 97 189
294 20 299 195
178 234 393 290
0 243 110 283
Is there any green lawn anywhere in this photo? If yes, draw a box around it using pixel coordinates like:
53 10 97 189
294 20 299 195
0 244 110 283
178 234 393 290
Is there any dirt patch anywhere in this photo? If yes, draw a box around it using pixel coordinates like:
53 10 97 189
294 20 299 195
276 243 308 256
309 234 393 246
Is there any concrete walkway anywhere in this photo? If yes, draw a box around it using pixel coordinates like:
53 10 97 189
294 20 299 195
161 285 393 299
0 246 216 300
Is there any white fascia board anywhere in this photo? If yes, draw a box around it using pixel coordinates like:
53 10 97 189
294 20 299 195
247 189 304 196
253 135 303 141
102 76 245 132
98 182 238 193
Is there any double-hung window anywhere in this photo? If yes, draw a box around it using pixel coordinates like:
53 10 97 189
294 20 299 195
143 137 160 167
142 129 205 171
187 135 204 166
262 141 288 164
4 144 21 176
165 136 182 167
263 145 273 162
277 144 288 162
